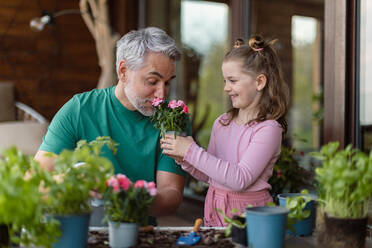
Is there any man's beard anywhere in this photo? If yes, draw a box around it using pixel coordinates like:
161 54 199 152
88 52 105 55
124 81 154 116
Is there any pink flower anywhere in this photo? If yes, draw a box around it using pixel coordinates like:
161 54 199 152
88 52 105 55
182 105 189 114
177 100 185 107
117 174 131 191
147 182 156 189
146 182 157 196
106 176 120 192
168 100 179 109
148 188 157 196
134 180 147 188
152 97 164 107
277 170 281 178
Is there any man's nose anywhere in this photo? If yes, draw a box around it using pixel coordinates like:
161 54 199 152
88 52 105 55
154 83 166 99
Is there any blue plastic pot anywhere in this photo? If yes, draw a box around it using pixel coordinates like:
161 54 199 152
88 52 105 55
53 213 91 248
245 206 289 248
278 193 316 236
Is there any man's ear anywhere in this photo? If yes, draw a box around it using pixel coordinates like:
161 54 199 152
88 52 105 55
256 74 267 91
118 60 127 83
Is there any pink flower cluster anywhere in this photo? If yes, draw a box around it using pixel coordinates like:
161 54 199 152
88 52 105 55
151 98 189 114
168 100 189 114
152 97 164 107
106 174 157 196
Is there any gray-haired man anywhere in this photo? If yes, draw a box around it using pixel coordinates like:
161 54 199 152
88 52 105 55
35 27 187 219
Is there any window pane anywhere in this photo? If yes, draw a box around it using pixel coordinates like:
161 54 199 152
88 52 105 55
359 0 372 152
290 16 322 151
181 0 229 148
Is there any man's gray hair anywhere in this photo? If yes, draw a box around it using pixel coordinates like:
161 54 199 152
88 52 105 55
116 27 181 72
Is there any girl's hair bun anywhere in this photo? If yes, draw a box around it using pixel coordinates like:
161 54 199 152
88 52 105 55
233 38 245 48
248 35 265 50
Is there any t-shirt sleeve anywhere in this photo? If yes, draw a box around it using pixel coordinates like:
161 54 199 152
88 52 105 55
39 96 79 154
157 152 187 177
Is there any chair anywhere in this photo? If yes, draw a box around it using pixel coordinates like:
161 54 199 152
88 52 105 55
0 82 48 155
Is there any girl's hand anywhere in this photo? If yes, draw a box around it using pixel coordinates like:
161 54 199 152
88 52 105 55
160 134 194 159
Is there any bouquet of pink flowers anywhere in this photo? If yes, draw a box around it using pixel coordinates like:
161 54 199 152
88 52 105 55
151 97 189 137
103 174 157 226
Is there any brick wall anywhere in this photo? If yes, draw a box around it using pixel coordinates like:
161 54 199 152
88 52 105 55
0 0 138 121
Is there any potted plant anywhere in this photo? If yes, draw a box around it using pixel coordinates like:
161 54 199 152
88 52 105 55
103 174 157 248
151 98 189 137
269 144 313 201
278 189 316 236
0 147 60 247
45 136 116 248
215 208 246 246
245 205 289 248
311 142 372 248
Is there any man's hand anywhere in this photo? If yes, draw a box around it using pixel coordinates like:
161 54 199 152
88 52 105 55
149 171 185 216
34 150 57 171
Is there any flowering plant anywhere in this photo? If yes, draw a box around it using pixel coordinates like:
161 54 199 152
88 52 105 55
151 97 189 137
269 145 313 199
103 174 157 226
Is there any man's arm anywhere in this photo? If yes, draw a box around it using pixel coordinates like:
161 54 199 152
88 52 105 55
34 150 57 171
149 170 185 216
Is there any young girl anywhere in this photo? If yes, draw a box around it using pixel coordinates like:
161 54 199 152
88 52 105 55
160 35 289 227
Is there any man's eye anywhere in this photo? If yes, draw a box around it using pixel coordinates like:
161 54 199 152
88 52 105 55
148 80 157 85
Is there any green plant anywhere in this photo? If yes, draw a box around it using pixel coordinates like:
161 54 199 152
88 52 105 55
46 136 117 215
311 142 372 218
104 174 157 226
269 144 313 198
215 208 246 237
151 98 189 137
285 189 313 232
0 147 60 247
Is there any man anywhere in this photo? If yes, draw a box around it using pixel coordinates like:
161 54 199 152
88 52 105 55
34 27 186 217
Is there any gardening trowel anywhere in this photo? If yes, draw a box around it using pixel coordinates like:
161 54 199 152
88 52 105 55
176 218 203 246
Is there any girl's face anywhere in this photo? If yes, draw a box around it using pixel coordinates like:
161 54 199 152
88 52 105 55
222 60 261 110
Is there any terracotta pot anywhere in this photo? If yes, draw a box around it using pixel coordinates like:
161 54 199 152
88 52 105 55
323 212 367 248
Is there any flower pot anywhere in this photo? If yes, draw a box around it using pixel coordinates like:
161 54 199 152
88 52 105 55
165 130 187 137
109 221 138 248
323 213 367 248
245 206 289 248
278 193 316 236
315 206 326 246
231 215 247 246
53 213 91 248
0 224 9 247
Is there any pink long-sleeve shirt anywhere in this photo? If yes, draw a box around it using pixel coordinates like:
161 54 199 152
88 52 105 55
180 113 283 192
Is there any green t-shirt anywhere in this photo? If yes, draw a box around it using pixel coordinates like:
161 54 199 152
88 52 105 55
40 86 187 182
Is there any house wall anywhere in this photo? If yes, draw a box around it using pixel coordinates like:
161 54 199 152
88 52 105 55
0 0 137 121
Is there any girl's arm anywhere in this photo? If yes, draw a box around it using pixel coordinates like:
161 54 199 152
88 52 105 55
162 121 219 184
185 124 282 191
177 160 209 183
163 124 282 191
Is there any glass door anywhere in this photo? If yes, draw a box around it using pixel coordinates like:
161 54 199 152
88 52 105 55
358 0 372 152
